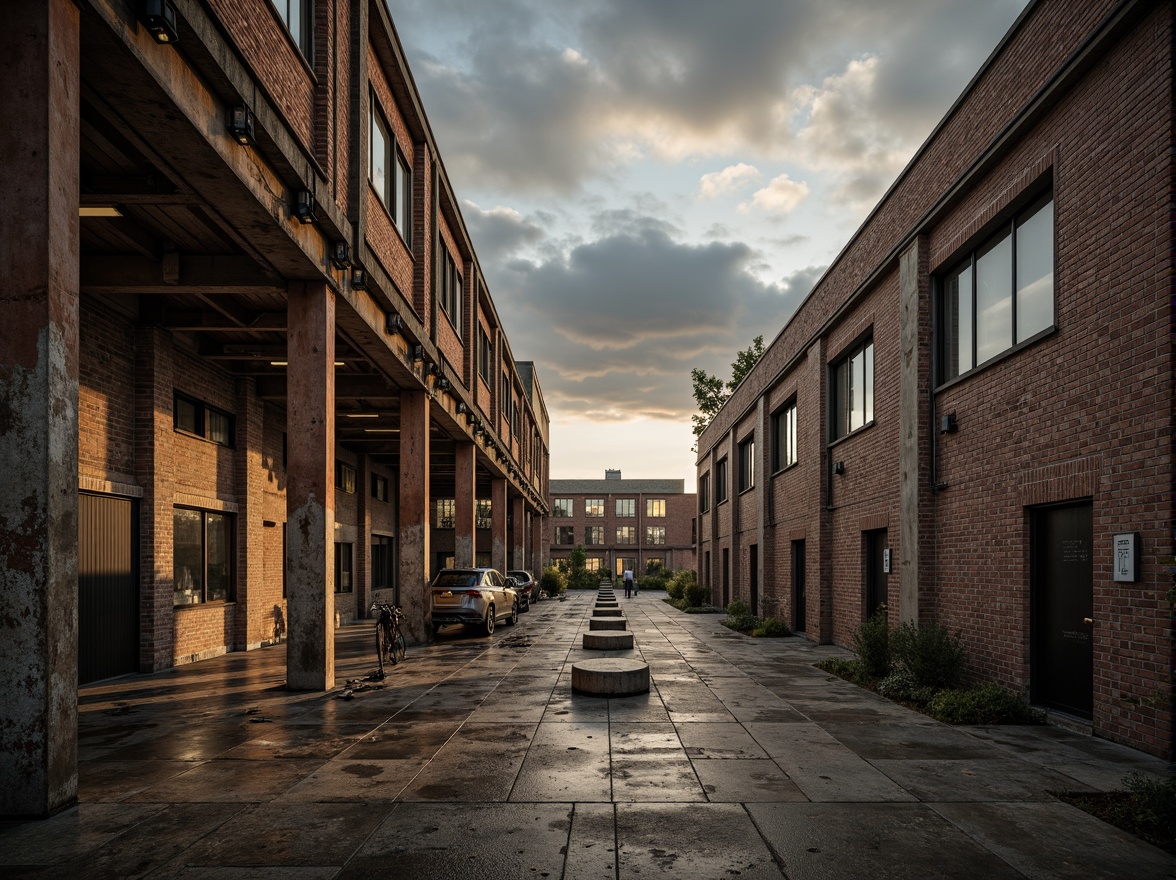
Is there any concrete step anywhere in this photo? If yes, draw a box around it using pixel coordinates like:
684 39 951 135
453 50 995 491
593 607 621 616
571 658 650 696
588 616 627 631
582 631 635 650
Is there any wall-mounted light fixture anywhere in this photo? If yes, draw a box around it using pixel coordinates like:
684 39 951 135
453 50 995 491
427 361 442 376
293 190 317 224
411 345 424 362
833 461 845 475
330 241 351 270
140 0 179 44
473 421 484 436
456 402 468 415
464 410 476 425
384 313 402 334
939 412 958 434
436 376 451 391
228 106 256 146
351 269 367 290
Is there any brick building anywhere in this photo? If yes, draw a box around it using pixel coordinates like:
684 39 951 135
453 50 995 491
1 0 550 815
695 0 1171 760
549 471 697 578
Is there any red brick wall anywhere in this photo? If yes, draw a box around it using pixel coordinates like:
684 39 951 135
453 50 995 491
78 297 135 483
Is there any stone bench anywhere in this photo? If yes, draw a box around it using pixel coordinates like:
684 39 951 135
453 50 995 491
593 607 620 616
582 631 634 650
571 658 649 696
589 616 627 631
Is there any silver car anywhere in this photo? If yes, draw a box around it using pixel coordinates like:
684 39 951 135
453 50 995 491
429 568 519 636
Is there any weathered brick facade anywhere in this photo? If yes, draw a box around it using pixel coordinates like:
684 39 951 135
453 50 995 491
696 0 1172 759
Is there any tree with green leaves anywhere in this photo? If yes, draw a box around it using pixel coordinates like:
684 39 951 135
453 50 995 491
691 335 765 442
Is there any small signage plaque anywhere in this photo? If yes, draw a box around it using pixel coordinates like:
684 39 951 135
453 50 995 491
1112 532 1140 583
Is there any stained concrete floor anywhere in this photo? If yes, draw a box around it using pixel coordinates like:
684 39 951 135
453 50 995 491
2 590 1170 879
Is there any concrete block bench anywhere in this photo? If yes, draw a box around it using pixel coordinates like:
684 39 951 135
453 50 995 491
582 631 635 650
589 616 627 631
571 658 650 696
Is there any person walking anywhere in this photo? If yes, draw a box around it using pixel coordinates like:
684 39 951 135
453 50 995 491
623 568 634 599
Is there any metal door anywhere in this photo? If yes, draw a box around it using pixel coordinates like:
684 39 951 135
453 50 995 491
78 493 139 684
865 529 887 617
792 540 806 631
749 544 759 614
1031 501 1093 718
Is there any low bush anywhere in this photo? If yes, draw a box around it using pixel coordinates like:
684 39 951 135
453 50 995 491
639 571 669 592
667 569 695 602
683 580 711 608
751 617 790 638
538 567 566 598
927 683 1040 725
877 670 936 705
684 604 724 614
851 610 891 679
890 621 966 690
816 657 872 687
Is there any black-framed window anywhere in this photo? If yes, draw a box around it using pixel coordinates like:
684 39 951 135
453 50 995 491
939 194 1054 382
271 0 311 57
440 246 462 335
371 473 389 502
435 499 455 529
334 542 353 593
478 326 492 381
174 507 235 606
738 437 755 493
646 526 666 545
831 337 874 441
646 499 665 517
771 401 797 471
698 474 709 512
369 103 412 246
174 393 234 447
556 525 574 545
335 461 356 494
476 499 492 529
616 526 636 545
371 535 394 593
553 498 574 517
585 498 604 517
586 526 604 545
715 457 728 503
616 498 635 517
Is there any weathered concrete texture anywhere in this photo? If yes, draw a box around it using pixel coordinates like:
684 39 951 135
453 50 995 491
572 659 649 696
588 617 627 631
592 607 621 616
582 632 634 650
0 0 81 819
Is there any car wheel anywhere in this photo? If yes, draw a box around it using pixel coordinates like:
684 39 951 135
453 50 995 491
432 622 442 636
520 594 530 612
482 605 495 636
506 599 519 626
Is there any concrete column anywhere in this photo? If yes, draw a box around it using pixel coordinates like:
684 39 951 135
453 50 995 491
511 495 526 570
399 389 430 640
898 236 931 625
356 454 371 617
531 511 545 573
0 0 80 818
453 441 475 567
285 282 336 691
234 376 266 649
490 477 507 573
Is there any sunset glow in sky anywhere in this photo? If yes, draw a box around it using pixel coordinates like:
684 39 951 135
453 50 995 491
386 0 1031 489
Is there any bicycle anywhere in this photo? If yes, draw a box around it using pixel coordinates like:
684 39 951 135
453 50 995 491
373 602 406 677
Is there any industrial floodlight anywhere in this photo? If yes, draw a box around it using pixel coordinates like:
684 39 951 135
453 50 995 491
352 269 368 290
228 106 255 146
140 0 179 44
385 313 402 334
293 190 317 224
331 241 351 270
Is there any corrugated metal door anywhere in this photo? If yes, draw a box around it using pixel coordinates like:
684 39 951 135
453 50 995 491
78 492 139 684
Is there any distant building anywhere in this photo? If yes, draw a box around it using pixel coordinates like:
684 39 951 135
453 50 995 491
548 471 697 577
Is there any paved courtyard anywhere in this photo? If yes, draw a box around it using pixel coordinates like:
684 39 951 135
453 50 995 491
1 590 1169 878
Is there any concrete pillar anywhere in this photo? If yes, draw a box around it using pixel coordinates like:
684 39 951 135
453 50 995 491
898 237 931 625
356 454 371 617
490 477 507 573
0 0 80 818
399 389 430 640
453 441 475 567
285 282 336 691
531 511 545 573
511 495 526 570
235 376 267 648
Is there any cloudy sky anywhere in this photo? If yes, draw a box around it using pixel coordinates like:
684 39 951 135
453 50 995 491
385 0 1030 489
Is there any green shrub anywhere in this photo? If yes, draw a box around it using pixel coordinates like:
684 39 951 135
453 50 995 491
851 610 891 679
639 571 669 592
726 600 750 618
890 621 966 690
752 617 791 638
539 567 566 598
667 569 695 601
1122 772 1176 840
684 604 723 614
683 580 710 608
816 657 872 687
927 683 1040 725
877 669 937 705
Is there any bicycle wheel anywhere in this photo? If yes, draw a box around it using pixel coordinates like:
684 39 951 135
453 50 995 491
393 630 406 664
377 622 394 666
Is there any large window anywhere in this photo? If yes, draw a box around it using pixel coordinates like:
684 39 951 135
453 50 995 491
556 526 575 545
715 457 728 504
435 499 455 529
371 474 389 502
553 498 574 517
698 474 709 512
738 437 755 493
646 526 666 545
616 526 636 545
335 461 356 494
940 195 1054 381
175 393 234 447
174 508 234 606
831 337 874 440
771 401 797 471
478 326 492 381
585 498 605 517
440 246 462 335
334 543 353 593
271 0 311 57
646 499 665 517
585 526 604 545
369 104 412 245
616 498 635 517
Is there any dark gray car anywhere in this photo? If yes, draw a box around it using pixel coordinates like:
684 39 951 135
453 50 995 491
507 570 536 610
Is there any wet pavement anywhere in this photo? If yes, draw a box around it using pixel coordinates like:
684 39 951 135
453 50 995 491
2 590 1170 878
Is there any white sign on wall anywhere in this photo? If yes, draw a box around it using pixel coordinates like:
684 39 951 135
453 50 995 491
1112 532 1140 583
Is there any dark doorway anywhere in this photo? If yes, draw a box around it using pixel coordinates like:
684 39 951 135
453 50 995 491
1031 501 1094 718
722 548 730 608
792 540 806 632
78 493 139 684
865 529 888 618
749 544 759 614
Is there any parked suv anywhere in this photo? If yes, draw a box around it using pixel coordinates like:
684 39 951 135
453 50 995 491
429 568 518 636
507 570 537 610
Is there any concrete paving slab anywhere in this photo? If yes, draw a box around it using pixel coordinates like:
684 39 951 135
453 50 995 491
125 758 325 803
869 757 1087 802
768 740 917 802
749 802 1024 879
565 802 617 880
693 759 808 803
611 754 706 802
0 802 170 868
511 721 612 802
339 720 462 760
275 758 423 803
605 693 672 723
219 721 377 760
615 803 783 877
823 721 996 760
676 722 770 759
930 801 1174 879
76 759 196 803
396 722 534 801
